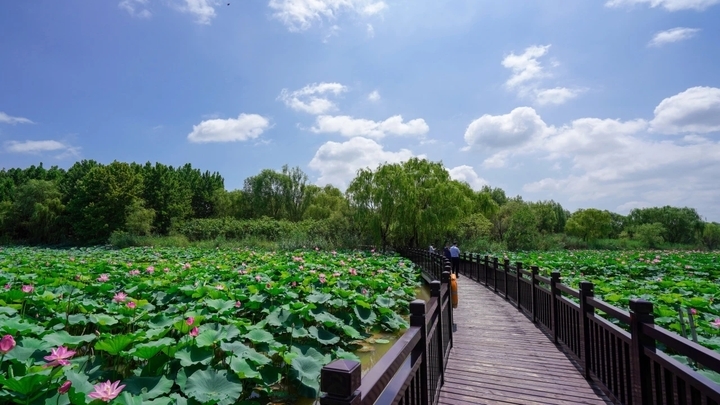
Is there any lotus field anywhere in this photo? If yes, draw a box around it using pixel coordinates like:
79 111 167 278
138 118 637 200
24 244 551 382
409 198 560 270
507 251 720 351
0 247 421 405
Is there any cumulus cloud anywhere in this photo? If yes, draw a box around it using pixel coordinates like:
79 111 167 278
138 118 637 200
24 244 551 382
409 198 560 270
501 45 582 106
308 136 418 188
605 0 720 11
463 107 550 151
5 140 81 158
367 90 380 101
649 27 700 47
269 0 387 31
119 0 152 18
311 115 429 139
650 86 720 134
177 0 216 24
448 165 488 190
0 112 34 125
187 113 270 143
279 82 348 114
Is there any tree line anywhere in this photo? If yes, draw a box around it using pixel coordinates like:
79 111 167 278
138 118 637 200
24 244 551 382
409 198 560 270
1 159 719 250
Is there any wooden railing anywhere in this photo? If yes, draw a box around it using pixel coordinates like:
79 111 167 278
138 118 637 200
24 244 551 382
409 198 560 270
458 252 720 405
318 249 453 405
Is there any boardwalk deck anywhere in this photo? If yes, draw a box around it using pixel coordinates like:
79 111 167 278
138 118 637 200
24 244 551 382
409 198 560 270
439 276 613 405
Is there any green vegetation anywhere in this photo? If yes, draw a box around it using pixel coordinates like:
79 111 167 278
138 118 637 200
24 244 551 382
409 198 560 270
0 246 420 404
1 159 718 251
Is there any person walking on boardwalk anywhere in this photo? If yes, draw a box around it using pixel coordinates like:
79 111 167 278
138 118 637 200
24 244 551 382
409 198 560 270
443 243 451 262
449 241 460 276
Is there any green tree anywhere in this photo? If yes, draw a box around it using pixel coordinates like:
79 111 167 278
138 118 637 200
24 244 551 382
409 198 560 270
565 208 613 241
633 223 665 249
66 161 143 243
505 202 539 250
6 180 65 243
303 185 348 220
628 206 703 244
125 199 156 236
702 223 720 250
141 162 192 234
481 185 508 206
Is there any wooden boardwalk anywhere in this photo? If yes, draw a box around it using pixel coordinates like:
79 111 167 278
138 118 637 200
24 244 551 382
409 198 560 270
439 276 613 405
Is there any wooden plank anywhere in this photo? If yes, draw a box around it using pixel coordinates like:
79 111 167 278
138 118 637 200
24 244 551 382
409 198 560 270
439 276 614 405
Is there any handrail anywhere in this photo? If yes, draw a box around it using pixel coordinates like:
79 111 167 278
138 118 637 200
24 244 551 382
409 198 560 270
456 251 720 405
360 327 422 404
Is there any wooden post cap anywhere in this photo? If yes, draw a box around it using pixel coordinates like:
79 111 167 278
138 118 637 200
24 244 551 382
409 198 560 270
321 359 361 397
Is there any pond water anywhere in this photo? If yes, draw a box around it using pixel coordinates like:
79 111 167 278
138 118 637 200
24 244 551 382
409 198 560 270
295 284 431 405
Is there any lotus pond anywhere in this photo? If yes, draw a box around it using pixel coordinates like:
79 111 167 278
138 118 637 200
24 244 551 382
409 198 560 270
0 247 422 405
505 250 720 352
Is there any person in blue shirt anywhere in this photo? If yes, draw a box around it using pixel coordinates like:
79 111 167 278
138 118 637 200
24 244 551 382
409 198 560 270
449 241 460 276
443 243 451 261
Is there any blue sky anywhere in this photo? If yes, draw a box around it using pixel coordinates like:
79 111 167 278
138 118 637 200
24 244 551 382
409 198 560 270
1 0 720 220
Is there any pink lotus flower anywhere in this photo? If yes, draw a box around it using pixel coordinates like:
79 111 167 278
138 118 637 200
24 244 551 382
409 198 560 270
216 284 224 290
186 317 194 326
127 301 136 309
97 274 110 282
183 263 191 270
371 249 375 253
113 292 127 303
309 270 316 274
332 272 340 277
299 265 304 270
126 262 133 267
254 275 262 282
291 281 297 287
387 287 393 292
4 284 10 289
58 381 72 394
235 301 242 308
340 260 346 266
0 335 16 354
163 267 170 273
349 268 357 276
44 346 77 367
691 308 697 315
377 269 384 274
189 327 199 337
146 266 154 274
362 288 367 295
88 380 125 402
22 285 34 293
712 319 720 328
129 269 140 276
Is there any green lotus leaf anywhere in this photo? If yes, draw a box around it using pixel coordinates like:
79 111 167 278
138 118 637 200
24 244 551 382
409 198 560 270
43 330 96 347
123 375 174 400
306 292 332 304
230 357 261 379
174 346 214 367
290 354 322 381
353 307 377 325
375 295 396 308
244 329 274 344
0 373 51 396
195 324 240 347
205 298 236 312
266 306 294 327
308 326 339 345
89 313 119 326
128 338 175 359
292 325 309 338
334 348 361 362
0 317 45 335
183 369 243 405
260 366 283 386
341 324 362 339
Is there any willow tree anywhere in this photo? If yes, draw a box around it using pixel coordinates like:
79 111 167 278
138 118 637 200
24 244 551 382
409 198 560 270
346 158 472 250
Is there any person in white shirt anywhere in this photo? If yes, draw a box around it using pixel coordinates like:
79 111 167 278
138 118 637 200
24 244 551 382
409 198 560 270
449 242 460 276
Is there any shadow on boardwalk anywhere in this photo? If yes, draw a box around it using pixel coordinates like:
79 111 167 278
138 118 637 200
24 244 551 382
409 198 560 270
440 276 615 405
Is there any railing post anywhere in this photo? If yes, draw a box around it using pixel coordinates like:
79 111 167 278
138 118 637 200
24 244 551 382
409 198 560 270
531 266 539 323
472 253 478 281
484 255 489 286
493 257 499 293
442 269 454 349
320 359 361 405
504 259 509 300
579 281 595 380
515 262 522 310
629 299 655 405
410 299 429 405
550 271 560 344
430 280 444 386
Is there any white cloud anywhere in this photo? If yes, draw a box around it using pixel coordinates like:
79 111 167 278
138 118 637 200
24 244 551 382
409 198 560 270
279 82 348 114
650 86 720 134
463 107 550 150
178 0 216 24
535 87 582 105
4 140 81 158
649 27 700 47
119 0 152 18
187 113 270 143
366 23 375 38
501 45 582 106
448 165 488 190
268 0 388 31
0 112 34 125
308 136 418 188
605 0 720 11
502 45 551 88
367 90 380 101
311 115 429 139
